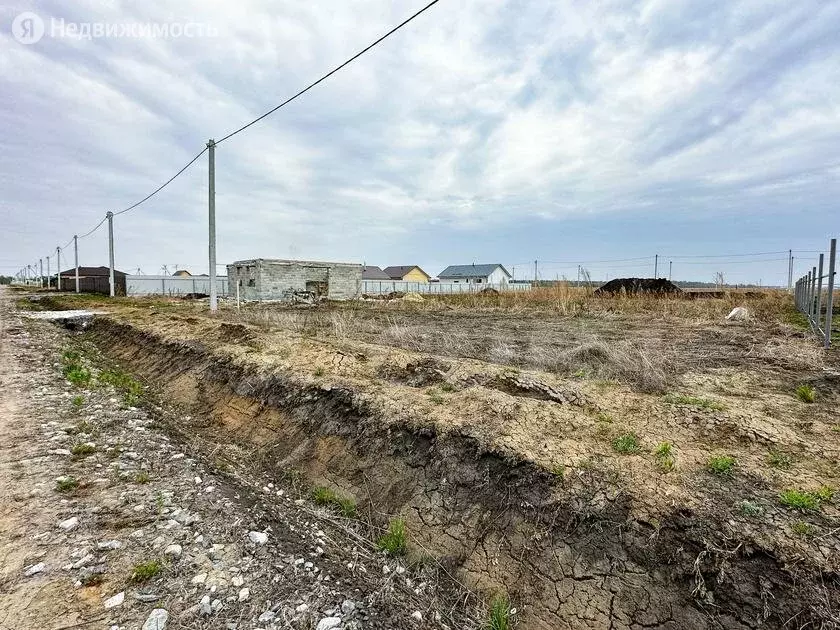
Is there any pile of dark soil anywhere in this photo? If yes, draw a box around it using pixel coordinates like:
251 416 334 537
595 277 682 294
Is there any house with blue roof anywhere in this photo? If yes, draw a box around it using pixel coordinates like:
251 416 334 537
437 263 512 285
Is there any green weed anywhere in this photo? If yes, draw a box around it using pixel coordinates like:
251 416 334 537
312 486 358 518
64 365 92 388
791 521 815 537
313 367 325 377
795 384 815 403
612 433 640 454
427 389 445 405
487 593 513 630
551 464 565 480
98 368 143 407
130 560 162 582
766 448 793 470
377 518 407 556
707 455 735 476
134 471 151 484
71 442 96 458
440 381 456 393
779 489 820 511
71 395 85 409
55 476 79 493
596 411 613 423
737 500 763 517
664 394 726 411
653 442 675 471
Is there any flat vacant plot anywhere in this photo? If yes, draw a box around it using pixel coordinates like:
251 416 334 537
18 288 840 629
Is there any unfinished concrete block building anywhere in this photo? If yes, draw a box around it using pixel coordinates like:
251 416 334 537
227 259 362 301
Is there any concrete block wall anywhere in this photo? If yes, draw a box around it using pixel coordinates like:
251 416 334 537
226 262 260 301
228 259 362 301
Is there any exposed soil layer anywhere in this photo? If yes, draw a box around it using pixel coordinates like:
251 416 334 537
86 314 840 630
596 278 682 294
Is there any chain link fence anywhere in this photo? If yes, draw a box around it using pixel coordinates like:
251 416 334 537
794 238 836 348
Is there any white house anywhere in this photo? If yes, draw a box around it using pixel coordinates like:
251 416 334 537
437 264 512 285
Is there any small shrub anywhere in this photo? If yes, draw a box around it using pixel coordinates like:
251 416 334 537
313 367 325 377
427 389 445 405
707 455 735 476
377 518 407 556
55 476 79 493
71 442 96 458
134 471 151 484
795 384 815 403
737 500 763 517
779 489 820 511
440 381 456 393
791 521 815 537
766 448 792 470
551 464 565 479
664 394 725 411
612 433 640 454
130 560 162 582
487 593 512 630
71 395 85 409
653 442 675 471
596 411 613 424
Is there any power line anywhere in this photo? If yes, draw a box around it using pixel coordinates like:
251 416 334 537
77 215 108 239
113 147 208 216
216 0 443 144
664 250 788 259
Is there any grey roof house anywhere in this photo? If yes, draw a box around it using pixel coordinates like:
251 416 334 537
438 264 512 284
362 265 391 280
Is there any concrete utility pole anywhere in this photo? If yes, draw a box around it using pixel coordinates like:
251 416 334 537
654 254 659 278
73 235 80 293
46 256 51 289
788 249 793 291
824 239 836 349
533 260 538 284
107 211 115 297
39 258 43 288
207 139 217 312
669 260 673 281
56 247 61 291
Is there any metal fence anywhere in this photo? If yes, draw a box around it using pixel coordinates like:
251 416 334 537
126 275 229 297
361 280 532 295
794 238 836 348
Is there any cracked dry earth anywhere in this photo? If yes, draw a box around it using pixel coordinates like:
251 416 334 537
0 287 480 630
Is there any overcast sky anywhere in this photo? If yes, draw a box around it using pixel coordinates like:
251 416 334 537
1 0 838 284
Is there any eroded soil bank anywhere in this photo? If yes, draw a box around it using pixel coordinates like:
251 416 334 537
89 314 839 630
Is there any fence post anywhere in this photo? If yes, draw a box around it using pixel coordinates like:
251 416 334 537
56 246 61 291
816 254 825 340
811 266 818 323
825 239 836 349
805 271 811 318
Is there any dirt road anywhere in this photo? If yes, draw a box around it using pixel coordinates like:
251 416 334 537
0 287 478 630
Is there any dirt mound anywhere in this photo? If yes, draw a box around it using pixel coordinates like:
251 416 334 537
595 277 682 294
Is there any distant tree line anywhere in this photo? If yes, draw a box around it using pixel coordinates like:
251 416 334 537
0 276 13 285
